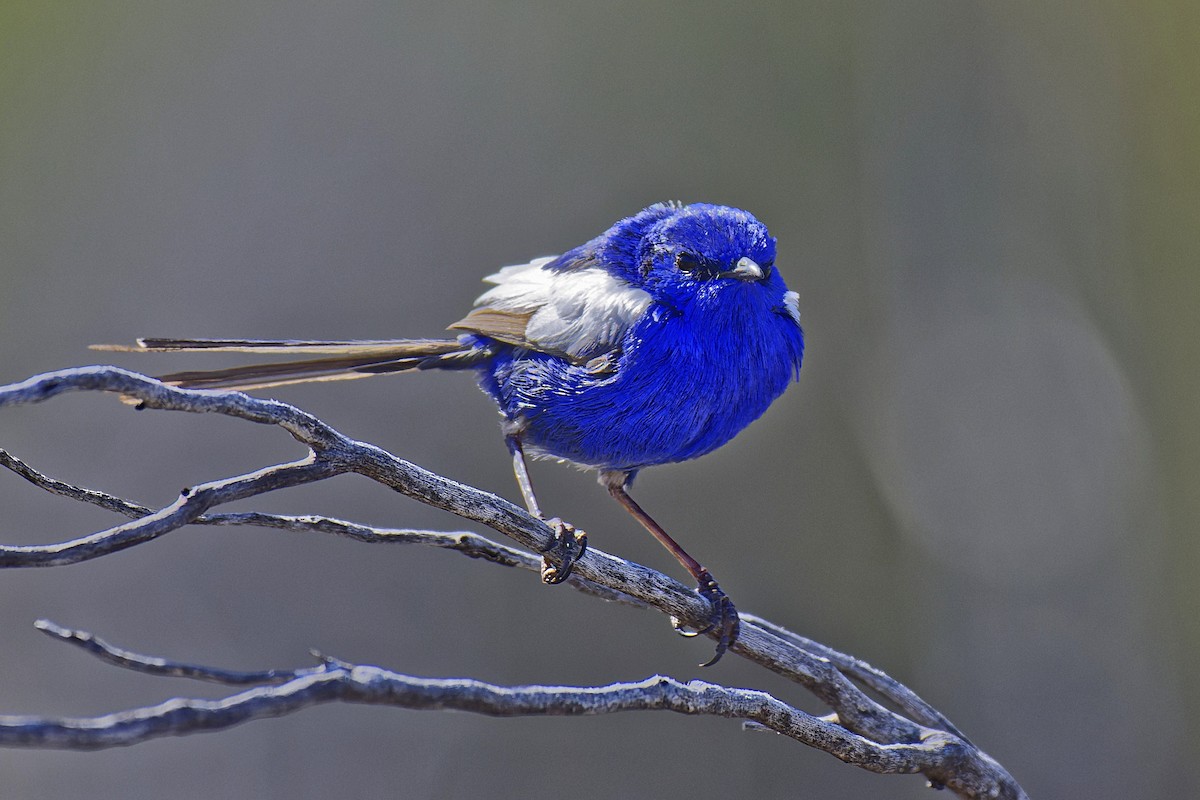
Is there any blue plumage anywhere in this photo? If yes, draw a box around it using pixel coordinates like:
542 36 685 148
474 202 804 472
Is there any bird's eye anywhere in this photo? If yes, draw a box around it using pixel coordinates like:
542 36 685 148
675 251 701 273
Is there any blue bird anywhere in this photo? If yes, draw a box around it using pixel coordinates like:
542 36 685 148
96 202 805 664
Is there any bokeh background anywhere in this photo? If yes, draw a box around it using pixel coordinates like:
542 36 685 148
1 2 1197 798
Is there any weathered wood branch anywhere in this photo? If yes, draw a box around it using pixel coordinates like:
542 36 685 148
0 619 973 790
0 366 1027 799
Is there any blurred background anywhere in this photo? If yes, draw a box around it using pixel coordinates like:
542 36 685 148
1 2 1197 798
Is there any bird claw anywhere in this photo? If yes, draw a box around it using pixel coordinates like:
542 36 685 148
539 518 587 584
672 570 740 666
670 616 704 637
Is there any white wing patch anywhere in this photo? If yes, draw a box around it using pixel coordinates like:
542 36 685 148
475 257 652 359
782 290 801 325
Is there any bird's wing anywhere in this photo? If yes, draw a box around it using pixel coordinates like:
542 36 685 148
448 257 652 362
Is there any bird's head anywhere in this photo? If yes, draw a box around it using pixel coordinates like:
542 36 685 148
635 203 776 293
570 203 783 304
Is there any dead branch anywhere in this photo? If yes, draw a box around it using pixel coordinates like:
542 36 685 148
2 621 994 797
0 366 1027 799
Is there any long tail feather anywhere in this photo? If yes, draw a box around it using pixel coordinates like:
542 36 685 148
91 337 462 356
91 337 486 391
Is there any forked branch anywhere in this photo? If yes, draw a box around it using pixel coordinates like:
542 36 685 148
0 367 1026 799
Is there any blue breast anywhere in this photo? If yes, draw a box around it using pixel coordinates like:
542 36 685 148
475 283 804 472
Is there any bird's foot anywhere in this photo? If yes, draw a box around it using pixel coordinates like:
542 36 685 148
671 570 740 667
538 518 588 584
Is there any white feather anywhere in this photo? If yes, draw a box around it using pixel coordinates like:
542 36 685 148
475 258 652 359
782 290 801 325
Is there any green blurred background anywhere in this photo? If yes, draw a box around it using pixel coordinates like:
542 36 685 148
1 2 1197 798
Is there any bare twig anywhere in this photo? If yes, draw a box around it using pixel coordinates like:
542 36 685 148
0 449 151 518
0 367 1026 799
0 448 639 606
30 620 330 686
743 613 968 742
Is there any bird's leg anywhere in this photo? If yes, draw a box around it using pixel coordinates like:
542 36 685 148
505 432 587 584
599 470 739 666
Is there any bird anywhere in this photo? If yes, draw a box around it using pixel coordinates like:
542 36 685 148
94 202 805 665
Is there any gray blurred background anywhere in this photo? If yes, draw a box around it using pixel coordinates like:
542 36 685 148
1 2 1197 798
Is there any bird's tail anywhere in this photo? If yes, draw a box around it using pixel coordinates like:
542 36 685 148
90 337 488 391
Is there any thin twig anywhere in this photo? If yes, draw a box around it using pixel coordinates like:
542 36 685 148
32 620 329 686
0 449 640 606
743 613 968 742
0 449 150 518
0 456 339 567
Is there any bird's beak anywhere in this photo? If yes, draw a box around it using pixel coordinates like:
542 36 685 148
725 257 764 281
